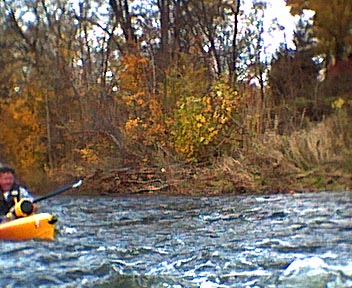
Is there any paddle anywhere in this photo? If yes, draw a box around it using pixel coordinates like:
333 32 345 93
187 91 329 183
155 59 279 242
33 178 83 203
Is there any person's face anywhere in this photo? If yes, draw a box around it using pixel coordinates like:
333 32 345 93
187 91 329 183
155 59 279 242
0 172 15 191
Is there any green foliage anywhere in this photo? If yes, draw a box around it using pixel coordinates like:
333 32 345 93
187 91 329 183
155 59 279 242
171 78 240 161
331 98 345 110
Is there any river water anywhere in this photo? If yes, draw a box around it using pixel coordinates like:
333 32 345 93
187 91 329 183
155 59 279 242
1 191 352 288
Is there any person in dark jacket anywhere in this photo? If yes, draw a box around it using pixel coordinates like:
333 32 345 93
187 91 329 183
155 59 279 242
0 166 34 218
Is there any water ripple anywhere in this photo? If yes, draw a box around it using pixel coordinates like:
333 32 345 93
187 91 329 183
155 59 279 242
0 191 351 287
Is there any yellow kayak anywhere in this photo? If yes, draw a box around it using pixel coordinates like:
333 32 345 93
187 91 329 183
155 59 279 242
0 213 57 241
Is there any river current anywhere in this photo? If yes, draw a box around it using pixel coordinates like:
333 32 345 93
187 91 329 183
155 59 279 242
0 191 351 287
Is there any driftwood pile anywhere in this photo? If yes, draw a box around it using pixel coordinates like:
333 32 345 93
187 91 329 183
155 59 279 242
84 167 171 195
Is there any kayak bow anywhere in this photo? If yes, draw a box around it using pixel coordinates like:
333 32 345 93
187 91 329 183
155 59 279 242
0 213 57 241
0 178 82 241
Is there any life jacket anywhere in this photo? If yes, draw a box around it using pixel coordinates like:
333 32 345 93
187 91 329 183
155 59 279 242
0 184 21 216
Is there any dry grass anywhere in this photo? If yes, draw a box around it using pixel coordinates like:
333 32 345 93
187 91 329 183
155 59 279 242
252 110 352 191
164 110 352 194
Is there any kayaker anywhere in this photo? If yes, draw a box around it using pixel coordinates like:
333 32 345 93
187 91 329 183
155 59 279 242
0 166 36 218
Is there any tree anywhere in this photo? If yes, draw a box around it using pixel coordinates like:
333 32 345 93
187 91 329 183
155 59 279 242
287 0 352 114
268 17 320 131
287 0 352 64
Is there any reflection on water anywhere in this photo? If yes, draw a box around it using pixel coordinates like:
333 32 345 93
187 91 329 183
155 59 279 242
1 191 351 287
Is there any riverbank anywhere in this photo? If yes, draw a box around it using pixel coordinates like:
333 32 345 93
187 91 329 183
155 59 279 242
38 111 352 196
59 155 351 197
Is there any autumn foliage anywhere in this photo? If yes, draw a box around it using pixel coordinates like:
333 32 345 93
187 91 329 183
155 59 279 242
0 0 351 192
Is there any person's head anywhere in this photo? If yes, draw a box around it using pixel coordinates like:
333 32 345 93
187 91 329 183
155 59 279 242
0 166 16 192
